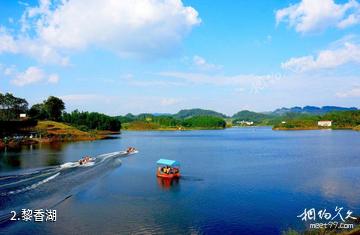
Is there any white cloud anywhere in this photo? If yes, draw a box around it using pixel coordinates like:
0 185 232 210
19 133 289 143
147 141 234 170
59 94 185 115
60 94 101 102
3 65 16 76
192 55 222 71
276 0 360 33
159 71 281 93
127 79 185 87
336 86 360 97
0 28 17 53
0 0 200 63
0 29 69 65
48 73 59 83
11 66 45 86
1 65 60 86
281 41 360 72
160 98 181 106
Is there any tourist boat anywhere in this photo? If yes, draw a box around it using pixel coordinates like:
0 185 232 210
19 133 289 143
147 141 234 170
78 156 94 165
125 147 138 155
156 159 180 179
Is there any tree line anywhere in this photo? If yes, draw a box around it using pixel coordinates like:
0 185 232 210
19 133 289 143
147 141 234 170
273 110 360 129
0 93 28 120
119 113 226 129
62 110 121 131
0 93 121 131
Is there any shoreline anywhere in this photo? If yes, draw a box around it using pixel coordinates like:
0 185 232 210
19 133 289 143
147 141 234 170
0 119 121 151
122 127 225 131
0 134 115 150
3 126 359 150
273 127 358 131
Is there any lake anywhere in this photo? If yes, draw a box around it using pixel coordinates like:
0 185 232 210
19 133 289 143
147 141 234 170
1 127 360 234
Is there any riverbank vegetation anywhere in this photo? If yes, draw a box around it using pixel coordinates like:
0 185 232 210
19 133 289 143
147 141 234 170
0 93 121 149
273 111 360 130
118 107 360 131
35 121 112 141
120 113 226 130
62 110 121 131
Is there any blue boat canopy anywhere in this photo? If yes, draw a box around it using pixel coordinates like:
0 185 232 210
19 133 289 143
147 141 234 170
156 159 180 167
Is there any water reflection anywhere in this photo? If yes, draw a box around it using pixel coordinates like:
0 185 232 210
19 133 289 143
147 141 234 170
0 142 70 172
157 177 180 191
297 167 360 206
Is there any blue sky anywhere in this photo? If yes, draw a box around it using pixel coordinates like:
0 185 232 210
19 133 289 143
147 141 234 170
1 0 360 115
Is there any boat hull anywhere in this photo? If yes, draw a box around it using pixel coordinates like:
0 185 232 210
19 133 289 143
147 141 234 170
157 171 180 179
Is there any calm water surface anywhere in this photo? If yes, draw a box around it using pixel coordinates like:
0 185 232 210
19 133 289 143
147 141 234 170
1 127 360 234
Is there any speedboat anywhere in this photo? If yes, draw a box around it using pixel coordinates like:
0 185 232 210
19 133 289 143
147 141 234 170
79 156 94 165
126 147 137 154
156 159 180 179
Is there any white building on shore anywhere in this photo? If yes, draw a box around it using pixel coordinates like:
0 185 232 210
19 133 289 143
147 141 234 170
236 120 254 126
318 120 332 127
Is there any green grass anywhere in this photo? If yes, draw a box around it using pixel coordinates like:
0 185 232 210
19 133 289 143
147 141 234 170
36 121 89 136
34 120 107 140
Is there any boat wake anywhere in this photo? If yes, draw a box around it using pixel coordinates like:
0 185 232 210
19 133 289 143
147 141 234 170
0 172 60 197
0 150 137 223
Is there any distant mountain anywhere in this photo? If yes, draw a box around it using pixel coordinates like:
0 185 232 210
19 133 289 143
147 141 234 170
272 106 358 115
116 106 359 124
152 113 172 116
173 108 228 119
232 110 269 123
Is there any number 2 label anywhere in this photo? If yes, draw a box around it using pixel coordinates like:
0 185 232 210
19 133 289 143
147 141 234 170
10 211 17 221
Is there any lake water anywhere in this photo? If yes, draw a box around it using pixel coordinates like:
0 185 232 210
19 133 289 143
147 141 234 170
1 127 360 234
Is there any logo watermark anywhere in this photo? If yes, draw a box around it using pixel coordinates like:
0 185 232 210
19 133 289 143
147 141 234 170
297 207 357 230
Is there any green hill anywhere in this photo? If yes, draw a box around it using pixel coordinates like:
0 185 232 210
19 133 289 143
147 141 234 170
232 110 270 124
181 116 226 129
173 108 227 119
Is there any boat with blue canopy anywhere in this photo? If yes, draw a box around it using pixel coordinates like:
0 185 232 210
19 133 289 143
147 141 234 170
156 159 180 178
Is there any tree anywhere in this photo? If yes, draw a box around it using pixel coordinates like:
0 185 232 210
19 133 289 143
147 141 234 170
181 116 226 128
62 110 121 131
44 96 65 121
0 93 28 120
28 103 49 120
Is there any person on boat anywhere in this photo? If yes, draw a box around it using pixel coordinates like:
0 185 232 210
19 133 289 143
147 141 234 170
126 147 136 153
79 156 92 165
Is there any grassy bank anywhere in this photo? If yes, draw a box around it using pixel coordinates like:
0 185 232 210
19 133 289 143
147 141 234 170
0 121 116 150
35 121 114 141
